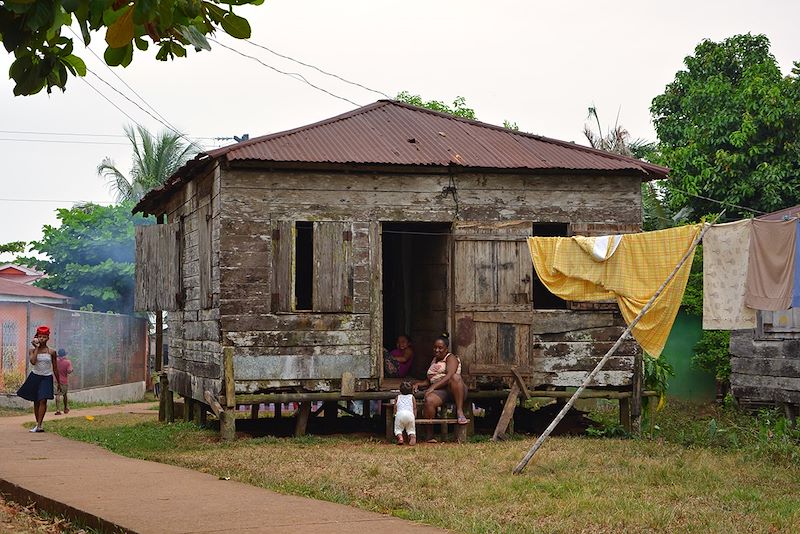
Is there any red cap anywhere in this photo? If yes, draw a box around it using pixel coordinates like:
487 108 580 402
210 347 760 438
35 326 50 336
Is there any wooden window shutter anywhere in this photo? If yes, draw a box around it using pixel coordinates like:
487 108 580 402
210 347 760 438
313 221 353 312
271 220 294 312
134 222 182 311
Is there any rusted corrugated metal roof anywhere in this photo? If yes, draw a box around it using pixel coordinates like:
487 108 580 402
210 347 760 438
135 100 668 214
206 100 667 176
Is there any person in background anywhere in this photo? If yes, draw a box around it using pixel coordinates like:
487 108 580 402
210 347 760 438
383 334 415 378
393 380 417 446
54 348 73 415
16 326 61 432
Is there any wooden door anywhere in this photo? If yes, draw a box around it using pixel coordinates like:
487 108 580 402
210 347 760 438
452 221 533 380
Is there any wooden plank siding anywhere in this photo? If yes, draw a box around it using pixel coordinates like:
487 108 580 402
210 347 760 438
145 166 646 399
161 164 223 397
730 323 800 407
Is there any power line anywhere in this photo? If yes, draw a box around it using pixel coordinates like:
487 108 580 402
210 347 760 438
669 185 766 215
243 39 390 99
79 75 142 127
0 138 130 146
209 37 362 107
0 197 114 204
0 129 222 141
67 27 183 136
0 130 127 138
85 68 206 151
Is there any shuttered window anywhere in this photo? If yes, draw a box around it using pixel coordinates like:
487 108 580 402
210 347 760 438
271 220 353 312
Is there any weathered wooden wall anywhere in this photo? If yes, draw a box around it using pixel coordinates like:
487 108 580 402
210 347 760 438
730 310 800 406
217 168 642 393
159 165 223 401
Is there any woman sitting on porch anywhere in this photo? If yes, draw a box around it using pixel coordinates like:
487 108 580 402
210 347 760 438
415 334 468 441
383 334 414 378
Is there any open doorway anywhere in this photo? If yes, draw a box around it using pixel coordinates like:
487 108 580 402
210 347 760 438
382 222 450 380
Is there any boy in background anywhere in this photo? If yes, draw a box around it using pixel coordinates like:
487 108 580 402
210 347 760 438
54 348 73 415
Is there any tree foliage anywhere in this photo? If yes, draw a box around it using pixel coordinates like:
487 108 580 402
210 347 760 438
651 34 800 218
0 0 264 96
395 91 477 120
98 124 197 203
20 203 151 314
0 241 26 255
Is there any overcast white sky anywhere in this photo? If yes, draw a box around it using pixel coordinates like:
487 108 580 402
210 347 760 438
1 0 798 261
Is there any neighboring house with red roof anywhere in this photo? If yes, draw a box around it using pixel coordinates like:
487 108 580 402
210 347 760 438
0 263 45 285
132 100 668 436
0 266 70 386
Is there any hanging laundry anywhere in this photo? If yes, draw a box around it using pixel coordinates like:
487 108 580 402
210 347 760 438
528 224 702 357
572 234 623 261
745 218 796 311
702 219 756 329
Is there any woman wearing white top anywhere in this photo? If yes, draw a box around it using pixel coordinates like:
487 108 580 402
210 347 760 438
16 325 61 432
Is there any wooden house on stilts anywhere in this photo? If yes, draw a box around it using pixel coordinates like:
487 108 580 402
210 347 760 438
133 100 670 439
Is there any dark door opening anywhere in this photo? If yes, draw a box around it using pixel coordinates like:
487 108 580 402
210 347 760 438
382 222 450 379
532 222 569 310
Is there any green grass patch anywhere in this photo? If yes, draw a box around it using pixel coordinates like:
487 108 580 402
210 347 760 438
46 403 800 534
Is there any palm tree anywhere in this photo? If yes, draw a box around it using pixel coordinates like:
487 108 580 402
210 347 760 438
98 125 198 203
583 106 672 230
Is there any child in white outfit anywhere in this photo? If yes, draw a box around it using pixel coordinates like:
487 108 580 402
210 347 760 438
394 380 416 445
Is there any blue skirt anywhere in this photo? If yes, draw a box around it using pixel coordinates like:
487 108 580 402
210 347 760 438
16 373 54 402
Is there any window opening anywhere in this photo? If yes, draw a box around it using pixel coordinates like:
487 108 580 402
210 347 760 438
532 222 568 310
295 222 314 310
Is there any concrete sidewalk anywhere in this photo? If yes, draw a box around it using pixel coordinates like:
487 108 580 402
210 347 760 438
0 404 446 533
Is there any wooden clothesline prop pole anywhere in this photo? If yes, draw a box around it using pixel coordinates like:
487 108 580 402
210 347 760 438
513 214 722 475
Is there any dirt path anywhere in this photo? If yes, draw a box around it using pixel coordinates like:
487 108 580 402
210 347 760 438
0 403 445 533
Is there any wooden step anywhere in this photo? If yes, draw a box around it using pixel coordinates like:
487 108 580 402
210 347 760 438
414 418 470 425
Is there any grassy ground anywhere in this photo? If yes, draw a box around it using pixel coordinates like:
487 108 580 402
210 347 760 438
44 402 800 534
0 393 158 418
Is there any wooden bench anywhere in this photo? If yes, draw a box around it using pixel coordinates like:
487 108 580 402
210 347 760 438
383 402 470 443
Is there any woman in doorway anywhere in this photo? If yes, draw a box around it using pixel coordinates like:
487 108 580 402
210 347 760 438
383 334 414 378
416 333 468 441
17 326 61 432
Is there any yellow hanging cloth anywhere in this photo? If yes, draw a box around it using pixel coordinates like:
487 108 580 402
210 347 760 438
528 224 702 357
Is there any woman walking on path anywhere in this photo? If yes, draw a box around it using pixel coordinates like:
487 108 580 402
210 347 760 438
16 326 61 432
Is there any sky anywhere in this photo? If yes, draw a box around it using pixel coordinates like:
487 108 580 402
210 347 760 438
1 0 799 261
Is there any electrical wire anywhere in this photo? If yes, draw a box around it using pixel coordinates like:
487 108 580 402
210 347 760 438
0 197 114 204
85 68 206 151
79 75 142 127
668 185 766 215
0 138 130 146
67 26 183 136
243 39 391 99
209 37 362 107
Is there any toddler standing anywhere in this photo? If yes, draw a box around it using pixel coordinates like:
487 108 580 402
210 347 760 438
393 380 416 445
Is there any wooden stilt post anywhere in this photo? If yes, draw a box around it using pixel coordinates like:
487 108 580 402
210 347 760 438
619 397 631 432
184 397 194 423
295 401 312 437
492 382 520 441
514 219 717 474
220 409 235 441
274 403 282 419
250 404 259 420
631 352 643 434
